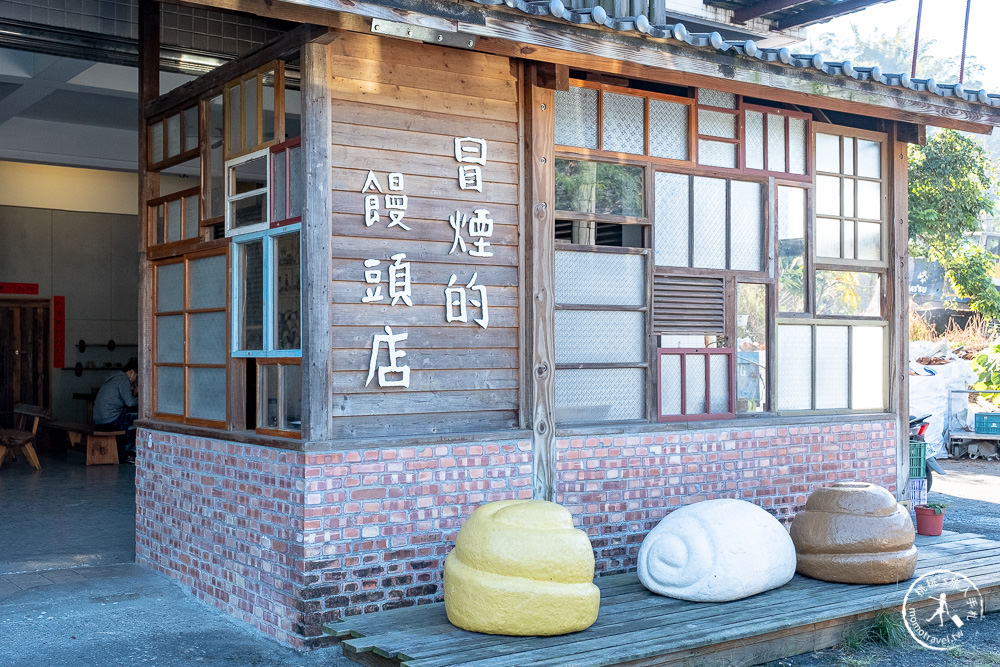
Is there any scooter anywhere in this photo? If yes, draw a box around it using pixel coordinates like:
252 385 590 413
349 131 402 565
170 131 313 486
910 414 946 492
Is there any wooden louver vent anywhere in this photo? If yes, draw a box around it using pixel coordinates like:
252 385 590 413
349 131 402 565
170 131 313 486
653 275 725 334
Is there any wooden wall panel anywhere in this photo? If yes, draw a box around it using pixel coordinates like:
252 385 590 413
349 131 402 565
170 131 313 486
327 31 521 439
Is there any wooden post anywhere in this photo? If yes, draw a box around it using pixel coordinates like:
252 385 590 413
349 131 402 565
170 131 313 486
137 1 160 421
526 66 556 501
301 38 334 444
888 122 910 495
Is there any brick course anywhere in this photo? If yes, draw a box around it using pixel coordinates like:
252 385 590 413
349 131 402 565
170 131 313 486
136 419 895 648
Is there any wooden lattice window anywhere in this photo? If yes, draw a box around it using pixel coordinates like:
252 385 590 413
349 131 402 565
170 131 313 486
657 347 735 421
148 187 200 247
256 358 301 437
148 105 199 169
224 62 285 160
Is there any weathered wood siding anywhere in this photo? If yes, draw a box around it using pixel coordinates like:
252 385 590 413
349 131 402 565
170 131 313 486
327 31 521 438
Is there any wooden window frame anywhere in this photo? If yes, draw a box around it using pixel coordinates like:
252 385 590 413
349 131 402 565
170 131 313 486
223 61 286 161
254 357 302 438
147 104 200 171
695 90 741 171
739 103 813 182
200 93 226 228
656 347 736 421
147 186 201 250
269 137 303 228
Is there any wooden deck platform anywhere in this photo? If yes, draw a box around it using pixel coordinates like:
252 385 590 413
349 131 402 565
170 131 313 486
328 533 1000 667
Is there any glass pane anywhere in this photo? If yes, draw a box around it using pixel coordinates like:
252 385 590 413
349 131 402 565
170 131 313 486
709 354 729 413
603 92 644 154
736 283 767 413
167 198 181 242
184 106 199 152
184 195 199 239
698 139 736 168
698 109 735 139
188 312 226 364
744 110 764 170
261 70 275 143
554 160 643 216
233 155 267 194
238 240 264 350
788 117 806 175
156 315 183 363
857 180 881 220
816 271 881 317
555 367 645 422
685 354 706 414
155 204 165 245
843 136 854 175
188 254 227 310
209 96 225 218
766 114 785 172
815 326 848 409
815 133 839 173
554 251 645 306
649 99 688 160
692 176 727 269
166 113 181 158
555 310 645 364
816 175 840 216
842 178 855 218
843 221 855 260
231 193 267 229
816 217 841 258
554 86 598 149
288 145 304 220
244 76 258 150
699 89 736 109
857 139 881 178
653 172 689 267
852 326 885 409
156 366 184 415
228 84 241 153
274 232 301 350
151 121 164 164
157 262 183 312
188 367 226 422
285 87 301 139
659 354 682 417
777 187 806 312
857 221 881 261
281 364 302 431
777 325 811 410
272 150 287 221
730 180 762 272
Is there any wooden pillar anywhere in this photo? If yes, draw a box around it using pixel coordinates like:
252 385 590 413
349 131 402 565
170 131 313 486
526 66 556 501
300 39 334 443
137 1 160 421
888 122 911 494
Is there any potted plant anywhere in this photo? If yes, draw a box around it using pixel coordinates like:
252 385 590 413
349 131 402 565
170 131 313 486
914 502 948 536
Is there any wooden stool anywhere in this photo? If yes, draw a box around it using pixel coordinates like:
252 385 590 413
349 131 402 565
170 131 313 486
86 431 123 465
0 404 49 472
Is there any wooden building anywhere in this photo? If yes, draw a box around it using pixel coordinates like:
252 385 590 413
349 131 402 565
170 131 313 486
93 0 1000 649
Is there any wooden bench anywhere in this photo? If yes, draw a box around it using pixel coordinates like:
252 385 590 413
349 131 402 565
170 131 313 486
46 421 121 465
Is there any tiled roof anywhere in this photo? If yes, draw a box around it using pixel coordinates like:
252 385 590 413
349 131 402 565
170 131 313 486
467 0 1000 109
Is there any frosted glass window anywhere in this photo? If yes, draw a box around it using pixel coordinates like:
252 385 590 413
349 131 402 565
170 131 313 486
150 121 164 164
857 180 881 220
188 312 227 364
709 355 730 413
730 180 762 272
183 106 198 152
857 222 881 261
654 172 689 267
815 326 848 409
156 315 184 364
692 177 727 269
843 137 854 175
154 204 165 244
816 218 841 258
166 114 181 158
208 96 225 219
815 133 839 173
766 114 785 172
698 140 736 168
244 77 258 150
603 92 645 154
157 263 184 312
852 327 885 409
649 99 689 160
188 368 227 421
288 145 304 220
844 222 855 260
699 89 736 109
777 325 812 410
555 310 645 364
788 117 806 174
555 251 645 306
745 110 764 170
698 109 736 138
555 367 645 422
262 73 275 143
184 195 199 239
188 254 227 310
816 175 840 216
168 199 181 242
842 179 855 218
816 271 881 317
272 150 286 221
554 86 598 149
685 354 706 414
156 367 184 415
228 84 241 152
857 139 881 178
659 355 682 417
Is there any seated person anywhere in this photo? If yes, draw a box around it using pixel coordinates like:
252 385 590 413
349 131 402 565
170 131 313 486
93 358 138 461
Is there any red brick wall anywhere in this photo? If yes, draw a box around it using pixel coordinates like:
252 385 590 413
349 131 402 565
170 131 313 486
136 420 895 647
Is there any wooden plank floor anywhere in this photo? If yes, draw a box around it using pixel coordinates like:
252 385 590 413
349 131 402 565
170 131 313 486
328 533 1000 667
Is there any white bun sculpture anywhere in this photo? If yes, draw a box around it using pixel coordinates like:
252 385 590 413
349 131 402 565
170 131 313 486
637 498 796 602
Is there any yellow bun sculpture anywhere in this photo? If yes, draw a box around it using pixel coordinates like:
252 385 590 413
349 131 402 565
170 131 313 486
443 500 600 636
790 482 917 584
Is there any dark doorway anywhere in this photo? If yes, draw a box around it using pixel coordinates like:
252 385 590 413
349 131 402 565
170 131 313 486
0 300 50 426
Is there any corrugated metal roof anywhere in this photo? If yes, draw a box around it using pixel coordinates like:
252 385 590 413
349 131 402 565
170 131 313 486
466 0 1000 110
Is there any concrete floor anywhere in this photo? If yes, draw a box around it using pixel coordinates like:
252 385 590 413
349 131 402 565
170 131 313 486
0 452 349 666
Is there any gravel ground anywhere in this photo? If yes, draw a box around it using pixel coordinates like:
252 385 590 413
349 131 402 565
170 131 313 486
765 457 1000 667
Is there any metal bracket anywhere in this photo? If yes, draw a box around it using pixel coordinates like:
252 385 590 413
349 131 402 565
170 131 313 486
370 19 476 50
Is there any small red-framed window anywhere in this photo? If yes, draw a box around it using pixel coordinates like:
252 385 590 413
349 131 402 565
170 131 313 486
270 137 303 227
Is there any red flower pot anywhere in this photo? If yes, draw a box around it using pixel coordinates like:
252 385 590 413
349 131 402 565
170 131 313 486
914 506 945 536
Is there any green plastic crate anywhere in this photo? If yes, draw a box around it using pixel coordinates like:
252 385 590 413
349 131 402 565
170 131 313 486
909 440 926 479
975 412 1000 434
